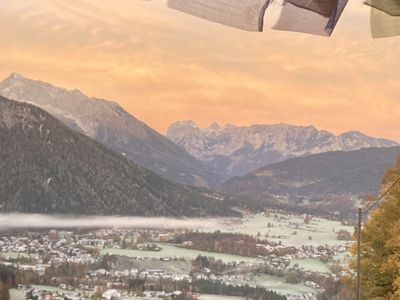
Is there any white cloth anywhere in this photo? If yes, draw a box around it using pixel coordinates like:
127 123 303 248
168 0 271 31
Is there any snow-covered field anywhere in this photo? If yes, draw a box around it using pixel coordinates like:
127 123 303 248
206 213 354 247
101 244 258 264
10 289 24 300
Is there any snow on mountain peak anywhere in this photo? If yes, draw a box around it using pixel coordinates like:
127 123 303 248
208 122 221 130
178 120 198 128
167 121 399 177
8 72 25 80
0 73 118 137
0 73 224 187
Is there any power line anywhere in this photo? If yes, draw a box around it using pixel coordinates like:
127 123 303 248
364 175 400 214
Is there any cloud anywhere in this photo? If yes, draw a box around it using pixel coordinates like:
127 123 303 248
0 0 399 140
0 214 228 229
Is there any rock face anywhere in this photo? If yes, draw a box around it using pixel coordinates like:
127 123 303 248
167 121 398 177
0 96 236 217
0 73 222 188
220 146 400 203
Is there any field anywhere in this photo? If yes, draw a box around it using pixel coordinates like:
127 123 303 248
290 258 331 274
101 244 323 296
10 289 24 300
206 213 354 247
102 244 330 274
121 296 246 300
6 213 353 298
199 295 245 300
98 213 355 297
1 252 29 259
252 275 316 295
101 244 258 264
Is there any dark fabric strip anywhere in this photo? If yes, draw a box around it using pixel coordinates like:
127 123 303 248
286 0 339 17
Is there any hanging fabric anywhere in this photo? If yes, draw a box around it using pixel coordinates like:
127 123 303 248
164 0 400 39
365 0 400 38
285 0 338 17
272 0 349 36
167 0 271 32
366 0 400 16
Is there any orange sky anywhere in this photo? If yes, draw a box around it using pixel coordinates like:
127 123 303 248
0 0 399 141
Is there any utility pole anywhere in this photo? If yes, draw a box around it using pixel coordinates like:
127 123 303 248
356 207 362 300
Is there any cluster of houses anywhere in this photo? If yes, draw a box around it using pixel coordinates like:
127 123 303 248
0 226 351 300
0 231 99 272
89 267 191 283
17 285 185 300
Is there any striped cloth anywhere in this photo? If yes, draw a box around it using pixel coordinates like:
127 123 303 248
273 0 348 36
167 0 271 32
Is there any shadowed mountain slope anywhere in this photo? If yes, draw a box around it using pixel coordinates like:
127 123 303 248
0 73 223 188
0 96 236 217
221 146 400 201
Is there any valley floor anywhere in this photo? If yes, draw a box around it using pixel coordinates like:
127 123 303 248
1 212 354 300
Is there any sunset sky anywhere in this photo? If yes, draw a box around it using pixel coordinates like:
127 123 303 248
0 0 399 141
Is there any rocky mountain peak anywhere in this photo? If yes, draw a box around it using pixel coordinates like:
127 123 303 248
167 121 399 177
0 74 224 188
208 122 221 130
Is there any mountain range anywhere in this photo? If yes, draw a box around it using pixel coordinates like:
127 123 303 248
220 146 400 216
0 96 236 217
1 72 399 218
0 73 223 188
167 121 399 178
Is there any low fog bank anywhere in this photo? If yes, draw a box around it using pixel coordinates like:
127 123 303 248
0 214 235 230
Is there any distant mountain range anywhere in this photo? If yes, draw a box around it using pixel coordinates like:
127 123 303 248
2 73 399 218
168 121 398 178
220 146 400 215
0 96 236 217
0 74 223 188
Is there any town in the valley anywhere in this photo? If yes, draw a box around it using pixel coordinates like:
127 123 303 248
1 212 355 300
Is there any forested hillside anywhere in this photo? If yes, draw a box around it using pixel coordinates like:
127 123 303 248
220 147 400 217
0 96 236 217
0 73 223 188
